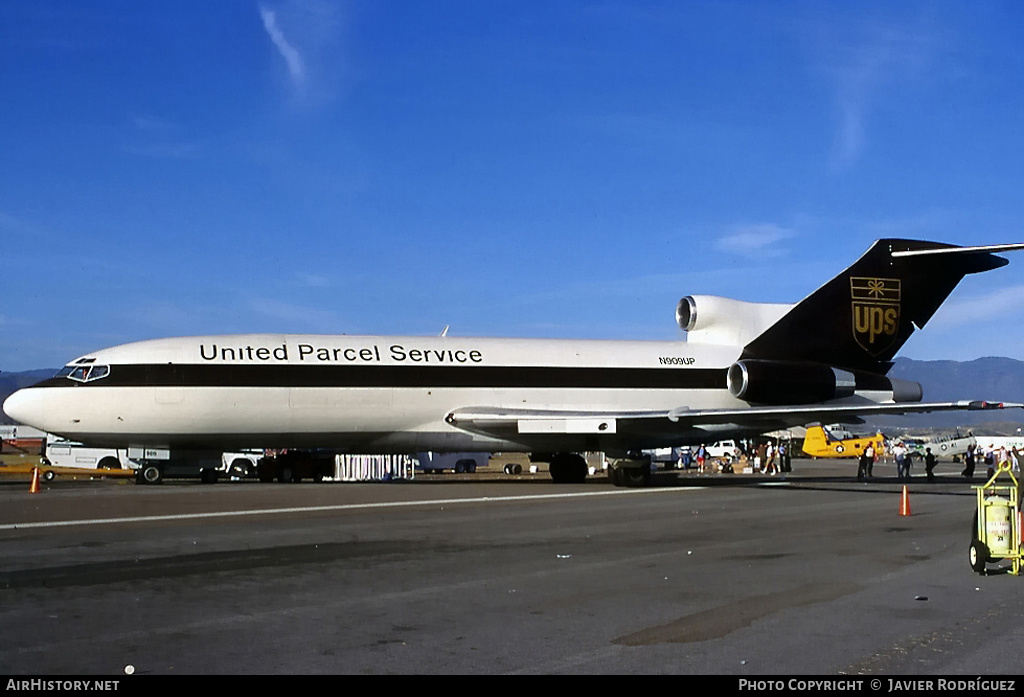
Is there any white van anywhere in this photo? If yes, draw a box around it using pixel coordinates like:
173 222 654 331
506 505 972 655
704 440 739 461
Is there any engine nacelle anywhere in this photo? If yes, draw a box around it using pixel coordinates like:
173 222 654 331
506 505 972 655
727 359 858 405
677 295 793 347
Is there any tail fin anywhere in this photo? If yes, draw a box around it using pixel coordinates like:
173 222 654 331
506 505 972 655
801 425 831 456
741 239 1024 373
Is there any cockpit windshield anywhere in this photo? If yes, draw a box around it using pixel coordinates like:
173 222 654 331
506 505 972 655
57 362 111 383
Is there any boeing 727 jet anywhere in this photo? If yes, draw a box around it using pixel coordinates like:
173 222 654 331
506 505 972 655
4 239 1024 485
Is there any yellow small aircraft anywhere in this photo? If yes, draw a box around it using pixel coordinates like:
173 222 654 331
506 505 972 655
802 425 885 458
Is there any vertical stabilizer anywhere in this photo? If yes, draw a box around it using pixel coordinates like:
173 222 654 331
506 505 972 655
740 239 1021 373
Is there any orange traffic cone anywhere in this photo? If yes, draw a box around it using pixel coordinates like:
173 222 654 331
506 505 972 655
898 485 911 516
29 467 40 494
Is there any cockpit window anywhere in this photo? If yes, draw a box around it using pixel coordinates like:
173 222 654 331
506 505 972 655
61 364 111 383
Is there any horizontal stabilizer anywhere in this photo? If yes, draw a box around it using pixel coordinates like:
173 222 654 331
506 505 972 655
891 242 1024 258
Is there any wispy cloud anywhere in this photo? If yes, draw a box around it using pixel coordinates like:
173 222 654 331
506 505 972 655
260 4 306 87
715 223 797 258
257 1 346 107
928 284 1024 331
803 16 938 171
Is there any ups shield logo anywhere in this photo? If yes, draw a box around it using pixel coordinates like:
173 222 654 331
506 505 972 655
851 277 900 356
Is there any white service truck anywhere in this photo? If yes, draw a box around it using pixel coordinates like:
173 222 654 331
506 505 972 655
43 434 133 471
415 452 489 474
41 435 262 484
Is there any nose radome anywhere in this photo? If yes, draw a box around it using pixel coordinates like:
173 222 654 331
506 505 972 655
3 389 47 430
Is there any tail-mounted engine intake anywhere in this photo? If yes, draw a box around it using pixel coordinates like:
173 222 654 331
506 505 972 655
677 295 794 348
726 359 923 405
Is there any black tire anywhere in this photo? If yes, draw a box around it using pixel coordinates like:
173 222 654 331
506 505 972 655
608 466 622 486
200 468 219 484
42 469 56 482
98 457 122 470
609 464 651 487
970 539 990 574
455 459 477 474
228 459 251 479
619 466 651 488
549 453 587 484
138 464 163 485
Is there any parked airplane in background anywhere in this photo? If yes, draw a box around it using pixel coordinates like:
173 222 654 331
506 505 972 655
801 424 885 459
896 431 977 462
5 239 1024 486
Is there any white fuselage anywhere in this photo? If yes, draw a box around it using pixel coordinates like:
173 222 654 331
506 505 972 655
5 334 758 453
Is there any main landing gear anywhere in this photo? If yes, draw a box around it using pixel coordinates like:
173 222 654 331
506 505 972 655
543 452 653 487
607 452 652 488
548 453 589 484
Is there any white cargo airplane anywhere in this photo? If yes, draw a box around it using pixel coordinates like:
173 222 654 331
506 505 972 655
5 239 1024 485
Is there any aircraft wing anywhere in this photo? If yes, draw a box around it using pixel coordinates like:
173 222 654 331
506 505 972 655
446 401 1023 439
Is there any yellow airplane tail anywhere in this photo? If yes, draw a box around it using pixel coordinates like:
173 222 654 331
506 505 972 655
801 425 830 457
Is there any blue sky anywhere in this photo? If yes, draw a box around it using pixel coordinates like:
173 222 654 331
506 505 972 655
2 1 1023 372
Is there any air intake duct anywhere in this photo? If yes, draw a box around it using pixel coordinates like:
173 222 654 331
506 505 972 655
727 360 858 405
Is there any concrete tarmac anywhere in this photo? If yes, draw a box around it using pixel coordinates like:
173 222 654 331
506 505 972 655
2 458 1023 675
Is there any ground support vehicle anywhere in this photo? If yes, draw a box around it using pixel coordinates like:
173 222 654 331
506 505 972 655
256 451 334 483
43 435 134 472
222 451 264 479
416 452 488 474
42 436 264 484
131 449 226 485
970 460 1022 575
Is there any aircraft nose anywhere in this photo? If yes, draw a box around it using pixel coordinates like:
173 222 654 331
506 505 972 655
3 388 49 430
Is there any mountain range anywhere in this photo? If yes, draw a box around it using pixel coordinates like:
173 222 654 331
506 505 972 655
876 356 1024 433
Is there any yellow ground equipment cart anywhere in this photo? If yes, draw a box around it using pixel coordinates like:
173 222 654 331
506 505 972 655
970 460 1022 575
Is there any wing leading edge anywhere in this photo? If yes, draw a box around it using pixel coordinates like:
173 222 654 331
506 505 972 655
447 401 1023 442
